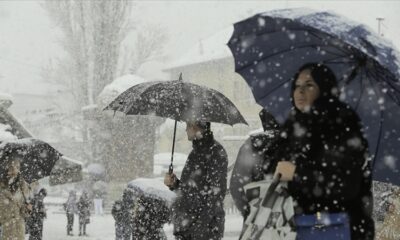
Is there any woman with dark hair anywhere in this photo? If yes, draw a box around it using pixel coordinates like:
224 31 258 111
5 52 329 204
274 63 375 239
0 158 32 240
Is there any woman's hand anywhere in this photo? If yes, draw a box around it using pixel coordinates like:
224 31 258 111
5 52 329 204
274 161 296 181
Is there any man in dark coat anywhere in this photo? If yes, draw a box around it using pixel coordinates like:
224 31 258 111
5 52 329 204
27 188 47 240
77 191 91 236
164 121 228 240
274 63 375 240
229 109 281 219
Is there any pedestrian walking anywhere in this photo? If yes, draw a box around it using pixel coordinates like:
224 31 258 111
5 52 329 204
93 192 104 215
63 190 77 236
77 191 91 236
27 188 47 240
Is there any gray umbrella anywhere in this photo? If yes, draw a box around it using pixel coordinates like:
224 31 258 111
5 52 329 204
104 75 247 172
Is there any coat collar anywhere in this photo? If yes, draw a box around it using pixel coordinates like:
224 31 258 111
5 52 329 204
192 131 214 149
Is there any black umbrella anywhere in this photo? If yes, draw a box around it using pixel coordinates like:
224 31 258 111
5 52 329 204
49 156 83 186
0 138 61 183
104 74 247 173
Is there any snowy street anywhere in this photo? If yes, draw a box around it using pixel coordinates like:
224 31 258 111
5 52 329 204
41 205 242 240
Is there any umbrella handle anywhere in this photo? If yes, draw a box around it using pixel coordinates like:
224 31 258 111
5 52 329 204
168 164 173 174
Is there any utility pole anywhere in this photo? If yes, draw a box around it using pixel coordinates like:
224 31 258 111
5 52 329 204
376 17 385 36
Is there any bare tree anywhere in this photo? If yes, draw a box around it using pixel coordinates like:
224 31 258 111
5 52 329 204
42 0 132 106
128 23 167 74
42 1 167 180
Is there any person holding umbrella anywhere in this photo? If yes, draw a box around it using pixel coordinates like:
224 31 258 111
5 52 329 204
104 75 246 239
164 121 228 240
0 157 32 240
272 63 374 239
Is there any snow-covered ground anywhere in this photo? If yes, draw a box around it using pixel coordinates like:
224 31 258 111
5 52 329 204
40 205 242 240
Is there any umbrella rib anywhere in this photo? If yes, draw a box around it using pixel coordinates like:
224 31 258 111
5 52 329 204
353 68 366 111
364 67 386 169
257 78 292 102
366 63 400 105
307 30 353 56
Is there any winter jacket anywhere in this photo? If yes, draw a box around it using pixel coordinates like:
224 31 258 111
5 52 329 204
26 193 46 234
0 180 30 240
275 99 375 240
77 195 91 224
170 131 228 240
63 195 77 214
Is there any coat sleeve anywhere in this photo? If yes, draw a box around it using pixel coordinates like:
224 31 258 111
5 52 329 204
289 110 368 203
203 145 228 211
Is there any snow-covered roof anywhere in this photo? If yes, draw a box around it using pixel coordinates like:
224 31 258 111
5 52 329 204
165 27 234 70
97 74 147 110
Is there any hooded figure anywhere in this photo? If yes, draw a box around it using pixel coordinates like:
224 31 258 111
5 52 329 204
27 188 47 240
63 190 77 236
164 122 228 240
229 109 281 219
273 63 375 240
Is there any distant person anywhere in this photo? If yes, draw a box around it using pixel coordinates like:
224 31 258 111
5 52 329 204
93 191 104 215
77 191 91 236
164 121 228 240
63 190 77 236
27 188 47 240
0 158 32 240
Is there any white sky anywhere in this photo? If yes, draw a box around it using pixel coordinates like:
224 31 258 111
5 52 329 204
0 0 399 95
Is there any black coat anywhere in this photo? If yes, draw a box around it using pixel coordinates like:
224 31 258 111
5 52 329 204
77 196 91 223
276 99 374 240
27 194 46 233
171 131 227 240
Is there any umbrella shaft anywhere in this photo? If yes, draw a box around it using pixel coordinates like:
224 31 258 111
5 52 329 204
169 120 178 174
